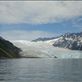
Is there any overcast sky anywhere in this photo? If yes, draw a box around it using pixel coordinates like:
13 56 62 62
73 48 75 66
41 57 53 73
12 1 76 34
0 1 82 40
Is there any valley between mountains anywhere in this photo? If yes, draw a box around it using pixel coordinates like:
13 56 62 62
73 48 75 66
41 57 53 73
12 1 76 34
0 32 82 58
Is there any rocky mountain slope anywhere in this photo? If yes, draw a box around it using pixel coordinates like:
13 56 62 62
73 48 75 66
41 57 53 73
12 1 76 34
33 32 82 50
0 36 21 58
53 32 82 50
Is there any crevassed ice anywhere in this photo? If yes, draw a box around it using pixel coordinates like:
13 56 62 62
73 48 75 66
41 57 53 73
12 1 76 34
11 40 82 58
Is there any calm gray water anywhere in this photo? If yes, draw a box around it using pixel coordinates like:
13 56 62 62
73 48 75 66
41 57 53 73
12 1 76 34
0 58 82 82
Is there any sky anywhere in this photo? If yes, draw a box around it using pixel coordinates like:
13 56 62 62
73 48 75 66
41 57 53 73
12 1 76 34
0 1 82 40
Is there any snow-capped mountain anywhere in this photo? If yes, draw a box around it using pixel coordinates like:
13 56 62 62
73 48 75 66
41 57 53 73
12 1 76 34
10 32 82 58
33 32 82 50
53 32 82 50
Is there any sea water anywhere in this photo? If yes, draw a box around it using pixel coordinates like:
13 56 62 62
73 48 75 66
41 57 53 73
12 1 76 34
0 58 82 82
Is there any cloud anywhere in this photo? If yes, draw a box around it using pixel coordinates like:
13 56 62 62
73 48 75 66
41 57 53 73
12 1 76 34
0 30 56 40
0 1 82 24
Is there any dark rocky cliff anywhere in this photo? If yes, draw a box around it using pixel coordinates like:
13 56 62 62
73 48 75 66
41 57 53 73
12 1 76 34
0 36 21 58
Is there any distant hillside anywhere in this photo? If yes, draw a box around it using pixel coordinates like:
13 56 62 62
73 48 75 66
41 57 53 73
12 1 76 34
32 37 56 42
0 36 21 58
33 32 82 50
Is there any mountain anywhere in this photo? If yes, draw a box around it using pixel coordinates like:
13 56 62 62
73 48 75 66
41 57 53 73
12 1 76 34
0 36 21 58
33 32 82 50
32 37 56 42
53 32 82 50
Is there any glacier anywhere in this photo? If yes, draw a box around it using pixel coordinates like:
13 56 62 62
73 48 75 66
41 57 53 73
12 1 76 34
11 40 82 58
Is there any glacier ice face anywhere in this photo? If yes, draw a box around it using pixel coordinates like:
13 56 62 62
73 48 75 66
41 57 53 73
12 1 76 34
11 40 82 58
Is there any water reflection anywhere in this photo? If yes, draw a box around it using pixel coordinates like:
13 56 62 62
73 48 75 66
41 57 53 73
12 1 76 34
0 59 82 82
